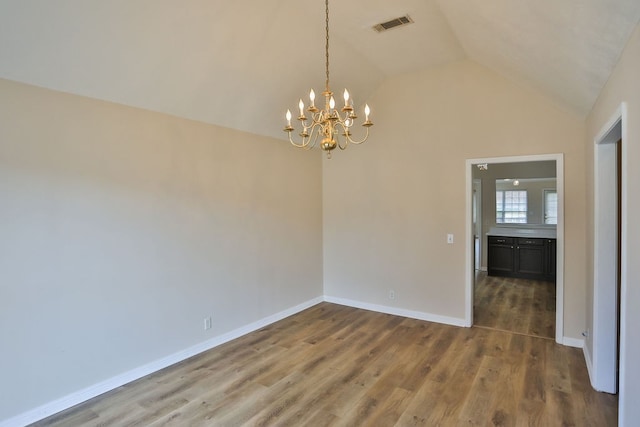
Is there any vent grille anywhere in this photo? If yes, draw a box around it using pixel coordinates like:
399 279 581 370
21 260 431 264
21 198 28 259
373 15 413 33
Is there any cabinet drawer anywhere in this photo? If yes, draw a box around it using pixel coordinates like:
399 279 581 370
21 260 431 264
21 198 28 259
489 236 513 245
517 238 544 246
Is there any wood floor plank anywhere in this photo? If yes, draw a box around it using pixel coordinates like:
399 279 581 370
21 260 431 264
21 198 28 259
31 302 616 427
395 379 443 426
457 355 504 425
475 272 556 339
225 372 306 426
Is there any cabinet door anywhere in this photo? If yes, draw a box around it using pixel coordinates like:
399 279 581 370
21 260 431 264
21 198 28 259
488 243 514 275
515 245 545 276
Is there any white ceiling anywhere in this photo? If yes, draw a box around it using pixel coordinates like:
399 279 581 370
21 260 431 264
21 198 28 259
1 0 639 139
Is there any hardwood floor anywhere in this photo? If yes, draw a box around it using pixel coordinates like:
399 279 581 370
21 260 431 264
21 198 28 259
474 272 556 340
32 303 616 426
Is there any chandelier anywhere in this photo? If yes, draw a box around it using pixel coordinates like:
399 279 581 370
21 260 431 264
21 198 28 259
283 0 373 159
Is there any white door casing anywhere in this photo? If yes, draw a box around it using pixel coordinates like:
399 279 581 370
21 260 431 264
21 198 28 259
465 153 564 345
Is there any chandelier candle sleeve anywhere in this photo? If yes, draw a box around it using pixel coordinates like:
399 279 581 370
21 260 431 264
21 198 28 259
282 0 373 159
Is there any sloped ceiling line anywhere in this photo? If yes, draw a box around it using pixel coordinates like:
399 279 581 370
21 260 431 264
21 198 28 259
0 0 639 138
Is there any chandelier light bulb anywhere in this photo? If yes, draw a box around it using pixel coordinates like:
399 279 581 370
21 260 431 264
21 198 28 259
343 89 350 106
309 89 316 106
298 99 304 116
329 96 335 109
365 104 370 120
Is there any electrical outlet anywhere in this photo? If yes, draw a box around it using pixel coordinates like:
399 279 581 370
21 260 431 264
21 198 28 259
204 317 212 330
388 290 396 300
447 234 454 244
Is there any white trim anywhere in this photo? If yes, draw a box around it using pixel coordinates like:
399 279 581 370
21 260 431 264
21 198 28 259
556 157 565 344
618 102 632 426
0 297 324 427
465 154 565 344
465 163 474 326
591 102 627 398
594 104 623 144
324 296 467 327
472 178 483 272
562 337 584 349
619 103 629 427
584 344 595 389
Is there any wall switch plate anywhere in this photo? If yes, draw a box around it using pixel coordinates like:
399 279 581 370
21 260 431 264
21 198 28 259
204 317 212 330
388 290 396 300
447 234 454 244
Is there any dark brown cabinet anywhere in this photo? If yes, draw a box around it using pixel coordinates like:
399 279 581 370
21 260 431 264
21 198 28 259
488 236 556 281
545 238 556 280
486 236 515 274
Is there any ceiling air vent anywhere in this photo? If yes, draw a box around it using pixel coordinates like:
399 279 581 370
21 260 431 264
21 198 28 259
373 15 414 33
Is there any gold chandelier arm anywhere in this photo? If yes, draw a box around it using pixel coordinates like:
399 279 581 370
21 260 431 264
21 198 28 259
345 126 371 145
334 121 371 147
287 131 311 149
287 124 322 149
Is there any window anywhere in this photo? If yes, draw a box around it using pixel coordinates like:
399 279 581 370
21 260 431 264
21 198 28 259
496 190 527 223
544 190 557 224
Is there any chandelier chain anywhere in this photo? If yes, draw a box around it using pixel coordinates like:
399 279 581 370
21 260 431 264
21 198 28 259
282 0 372 158
325 0 330 92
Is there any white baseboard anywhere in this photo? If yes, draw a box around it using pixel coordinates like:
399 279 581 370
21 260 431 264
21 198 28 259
582 344 618 394
583 345 595 387
0 296 324 427
562 336 585 348
323 296 467 327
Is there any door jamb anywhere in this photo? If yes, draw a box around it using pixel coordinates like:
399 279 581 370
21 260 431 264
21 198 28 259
591 102 627 394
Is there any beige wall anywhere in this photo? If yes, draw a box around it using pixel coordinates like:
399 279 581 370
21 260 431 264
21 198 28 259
323 60 586 335
586 22 640 426
0 79 323 421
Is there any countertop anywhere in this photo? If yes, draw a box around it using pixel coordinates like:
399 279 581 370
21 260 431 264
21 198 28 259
487 226 557 239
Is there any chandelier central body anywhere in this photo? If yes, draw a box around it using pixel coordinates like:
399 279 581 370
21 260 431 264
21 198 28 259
284 0 373 159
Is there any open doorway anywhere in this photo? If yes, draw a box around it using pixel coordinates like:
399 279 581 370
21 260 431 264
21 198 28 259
472 160 557 339
465 154 564 344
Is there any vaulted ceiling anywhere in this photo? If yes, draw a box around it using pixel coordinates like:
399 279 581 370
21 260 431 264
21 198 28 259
1 0 639 140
